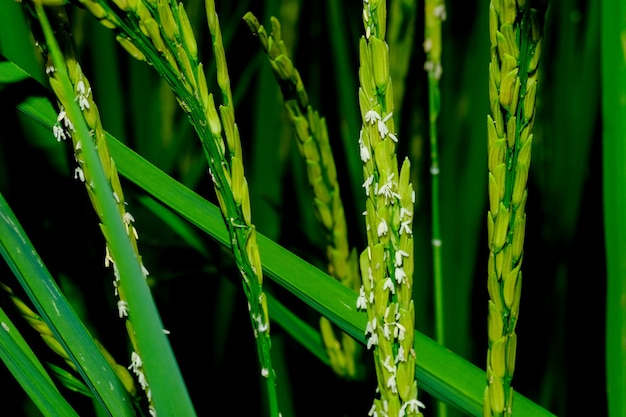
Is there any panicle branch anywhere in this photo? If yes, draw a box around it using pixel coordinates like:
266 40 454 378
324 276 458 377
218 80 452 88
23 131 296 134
356 1 423 415
484 1 545 415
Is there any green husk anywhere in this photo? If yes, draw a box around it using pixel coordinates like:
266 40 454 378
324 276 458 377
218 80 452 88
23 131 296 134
243 11 363 380
28 3 195 416
484 1 546 415
356 1 424 415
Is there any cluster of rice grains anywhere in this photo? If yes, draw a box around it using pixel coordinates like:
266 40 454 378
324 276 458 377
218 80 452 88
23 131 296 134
485 1 545 416
355 1 424 416
44 0 278 414
39 14 154 413
243 12 363 380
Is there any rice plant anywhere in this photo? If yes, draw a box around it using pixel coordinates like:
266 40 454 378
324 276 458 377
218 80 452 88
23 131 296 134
0 0 619 416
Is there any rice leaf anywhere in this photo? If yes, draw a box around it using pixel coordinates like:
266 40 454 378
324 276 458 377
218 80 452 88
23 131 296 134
0 192 135 417
0 307 79 417
601 1 626 416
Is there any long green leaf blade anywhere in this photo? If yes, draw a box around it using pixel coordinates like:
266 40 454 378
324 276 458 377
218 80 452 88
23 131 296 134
0 307 79 417
602 0 626 416
0 193 135 417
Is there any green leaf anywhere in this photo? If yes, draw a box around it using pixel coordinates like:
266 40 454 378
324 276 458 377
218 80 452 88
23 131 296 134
602 1 626 416
0 307 79 417
0 193 136 417
0 59 30 84
46 363 93 398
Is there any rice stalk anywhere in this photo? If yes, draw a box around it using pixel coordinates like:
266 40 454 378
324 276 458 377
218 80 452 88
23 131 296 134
424 1 446 416
424 0 445 343
66 0 280 414
355 1 424 415
484 1 546 415
388 0 417 119
243 11 363 380
247 2 288 245
203 2 279 414
26 5 164 414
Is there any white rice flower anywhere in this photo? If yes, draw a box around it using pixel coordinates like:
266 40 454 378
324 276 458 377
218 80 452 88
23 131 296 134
377 219 388 237
400 399 426 417
383 277 395 294
360 142 371 162
117 300 128 318
367 332 379 349
395 267 407 284
357 286 368 310
363 175 375 196
387 374 398 393
365 109 381 124
395 250 410 266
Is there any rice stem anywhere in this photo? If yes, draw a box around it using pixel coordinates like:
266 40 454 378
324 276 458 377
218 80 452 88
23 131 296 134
243 11 364 380
424 1 446 416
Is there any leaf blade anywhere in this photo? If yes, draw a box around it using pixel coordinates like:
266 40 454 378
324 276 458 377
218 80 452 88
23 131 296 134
0 307 79 417
0 193 136 417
